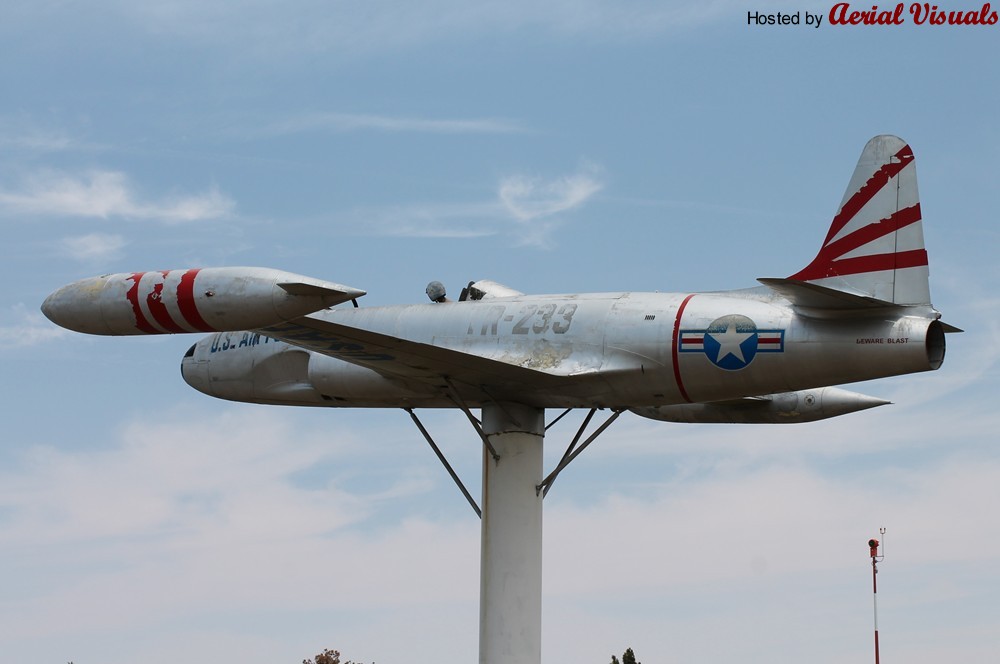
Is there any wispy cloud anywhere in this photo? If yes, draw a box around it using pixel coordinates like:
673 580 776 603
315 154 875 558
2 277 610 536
497 164 604 246
58 233 128 262
343 164 604 248
0 129 75 152
114 1 751 59
257 112 526 137
0 116 85 153
354 201 504 239
0 303 71 348
0 170 235 222
498 167 604 222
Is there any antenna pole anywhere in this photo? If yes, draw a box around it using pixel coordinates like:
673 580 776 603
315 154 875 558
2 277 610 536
872 553 879 664
868 528 885 664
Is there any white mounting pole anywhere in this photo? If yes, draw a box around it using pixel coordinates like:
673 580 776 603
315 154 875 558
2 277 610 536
479 403 544 664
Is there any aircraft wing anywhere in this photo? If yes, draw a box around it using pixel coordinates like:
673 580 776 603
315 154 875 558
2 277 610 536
261 313 586 392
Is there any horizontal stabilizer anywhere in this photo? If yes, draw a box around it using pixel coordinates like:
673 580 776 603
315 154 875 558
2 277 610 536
758 277 895 310
277 281 366 304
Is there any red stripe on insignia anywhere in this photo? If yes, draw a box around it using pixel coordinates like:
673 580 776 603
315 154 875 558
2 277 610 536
758 338 782 345
124 272 160 334
176 269 216 332
791 204 922 281
146 271 188 333
671 294 696 403
822 144 913 247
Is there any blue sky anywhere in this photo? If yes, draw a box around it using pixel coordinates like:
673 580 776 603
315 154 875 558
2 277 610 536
2 2 998 662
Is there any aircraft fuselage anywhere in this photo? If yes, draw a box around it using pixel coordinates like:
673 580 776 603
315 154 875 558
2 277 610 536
180 289 944 409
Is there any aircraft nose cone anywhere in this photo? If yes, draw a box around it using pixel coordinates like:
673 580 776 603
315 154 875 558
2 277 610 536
40 279 114 334
40 284 87 332
180 343 213 396
40 290 59 324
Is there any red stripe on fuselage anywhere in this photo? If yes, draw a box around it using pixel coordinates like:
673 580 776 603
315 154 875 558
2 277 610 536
176 269 215 332
671 294 696 403
125 272 160 334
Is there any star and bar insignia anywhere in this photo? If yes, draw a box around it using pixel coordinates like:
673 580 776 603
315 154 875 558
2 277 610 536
679 314 784 371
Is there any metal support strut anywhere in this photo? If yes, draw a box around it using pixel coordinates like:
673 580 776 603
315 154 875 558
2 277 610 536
405 408 481 518
537 409 623 497
443 377 500 461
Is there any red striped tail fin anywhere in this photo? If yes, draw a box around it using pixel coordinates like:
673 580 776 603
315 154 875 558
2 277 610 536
790 135 931 306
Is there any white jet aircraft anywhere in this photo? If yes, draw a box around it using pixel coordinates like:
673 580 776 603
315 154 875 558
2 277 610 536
43 134 956 423
41 135 958 664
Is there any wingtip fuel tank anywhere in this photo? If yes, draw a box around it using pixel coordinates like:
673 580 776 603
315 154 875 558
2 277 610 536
630 387 891 424
41 267 365 336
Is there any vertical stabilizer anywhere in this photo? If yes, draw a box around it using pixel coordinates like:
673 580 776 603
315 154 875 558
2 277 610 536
790 135 930 305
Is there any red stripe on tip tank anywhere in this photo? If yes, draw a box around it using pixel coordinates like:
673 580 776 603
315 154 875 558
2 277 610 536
124 272 160 334
146 271 188 333
176 269 216 332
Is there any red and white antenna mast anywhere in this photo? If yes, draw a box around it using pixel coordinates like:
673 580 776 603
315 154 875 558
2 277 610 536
869 527 886 664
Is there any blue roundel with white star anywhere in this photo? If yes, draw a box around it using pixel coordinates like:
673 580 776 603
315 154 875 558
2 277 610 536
703 315 759 370
678 315 785 371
